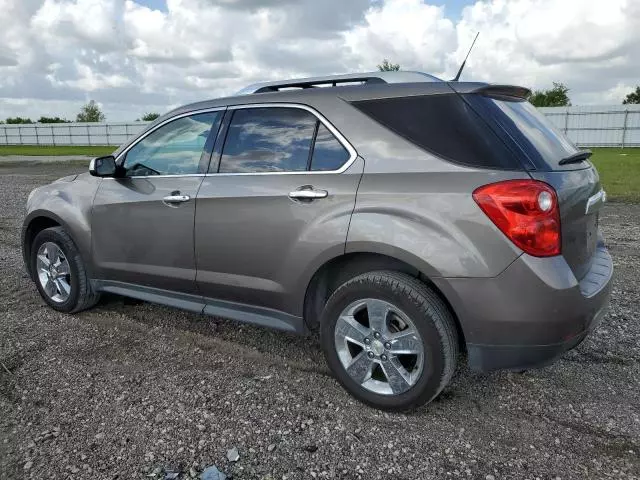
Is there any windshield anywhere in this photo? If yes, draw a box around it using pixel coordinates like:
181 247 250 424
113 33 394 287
465 95 581 170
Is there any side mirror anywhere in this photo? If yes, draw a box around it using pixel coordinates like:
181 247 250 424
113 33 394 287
89 155 117 177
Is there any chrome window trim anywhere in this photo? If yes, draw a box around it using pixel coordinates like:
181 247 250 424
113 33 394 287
112 107 227 178
209 102 358 176
110 103 358 178
103 174 207 180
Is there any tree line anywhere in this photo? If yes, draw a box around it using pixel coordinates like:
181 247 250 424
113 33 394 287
0 100 161 124
378 59 640 106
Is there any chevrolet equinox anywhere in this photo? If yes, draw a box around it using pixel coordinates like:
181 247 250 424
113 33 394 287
22 72 613 410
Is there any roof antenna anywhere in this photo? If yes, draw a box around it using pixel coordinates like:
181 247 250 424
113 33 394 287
452 32 479 82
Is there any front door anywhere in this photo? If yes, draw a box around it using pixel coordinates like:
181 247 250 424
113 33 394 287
195 106 363 315
92 110 223 294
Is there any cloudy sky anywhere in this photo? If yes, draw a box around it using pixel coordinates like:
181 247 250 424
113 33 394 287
1 0 639 121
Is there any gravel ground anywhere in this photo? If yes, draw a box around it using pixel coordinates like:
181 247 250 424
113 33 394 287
0 162 638 480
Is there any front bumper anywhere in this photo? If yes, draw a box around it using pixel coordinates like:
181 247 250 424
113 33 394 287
434 243 613 372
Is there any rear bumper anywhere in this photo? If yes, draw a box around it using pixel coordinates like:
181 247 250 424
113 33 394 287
434 243 613 372
465 303 608 371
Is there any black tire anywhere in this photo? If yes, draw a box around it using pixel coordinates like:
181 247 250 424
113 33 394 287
320 271 458 411
30 226 100 313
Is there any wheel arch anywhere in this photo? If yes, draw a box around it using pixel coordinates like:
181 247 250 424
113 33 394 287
302 251 466 350
22 211 72 280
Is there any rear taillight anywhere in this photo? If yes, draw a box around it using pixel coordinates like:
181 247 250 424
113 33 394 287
473 180 561 257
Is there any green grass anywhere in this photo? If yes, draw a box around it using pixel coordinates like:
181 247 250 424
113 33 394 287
0 145 116 156
590 148 640 203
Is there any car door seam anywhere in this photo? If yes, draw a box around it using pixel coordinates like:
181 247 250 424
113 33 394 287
88 178 104 277
344 156 366 254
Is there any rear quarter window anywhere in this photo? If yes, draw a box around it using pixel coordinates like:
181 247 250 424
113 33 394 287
310 123 351 171
351 94 523 170
463 95 581 171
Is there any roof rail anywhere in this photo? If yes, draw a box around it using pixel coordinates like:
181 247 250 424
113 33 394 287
236 71 442 95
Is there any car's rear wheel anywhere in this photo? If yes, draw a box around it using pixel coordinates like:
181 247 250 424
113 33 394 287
30 226 99 313
320 271 458 410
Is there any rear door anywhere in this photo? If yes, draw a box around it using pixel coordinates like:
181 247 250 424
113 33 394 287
92 110 223 294
194 105 363 315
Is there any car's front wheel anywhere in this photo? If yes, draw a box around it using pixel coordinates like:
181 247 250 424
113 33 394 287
30 226 99 313
320 271 458 411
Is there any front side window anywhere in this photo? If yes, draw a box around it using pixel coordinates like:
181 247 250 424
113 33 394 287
123 112 221 176
219 107 318 173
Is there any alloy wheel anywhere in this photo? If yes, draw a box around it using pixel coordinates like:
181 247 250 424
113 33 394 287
334 298 424 395
36 242 72 303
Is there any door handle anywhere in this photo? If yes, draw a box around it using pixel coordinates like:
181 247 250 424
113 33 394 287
288 188 328 200
163 194 191 204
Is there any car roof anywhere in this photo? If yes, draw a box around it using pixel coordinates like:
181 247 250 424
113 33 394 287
164 71 496 118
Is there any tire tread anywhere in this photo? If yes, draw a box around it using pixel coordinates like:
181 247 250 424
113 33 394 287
32 226 99 313
322 270 459 410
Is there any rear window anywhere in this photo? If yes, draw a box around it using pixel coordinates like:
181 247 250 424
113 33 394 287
465 95 580 169
351 94 522 170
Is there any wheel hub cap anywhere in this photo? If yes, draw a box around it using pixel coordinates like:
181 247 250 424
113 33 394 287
370 339 385 356
334 298 425 396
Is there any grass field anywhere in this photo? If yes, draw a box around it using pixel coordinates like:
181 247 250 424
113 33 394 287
0 145 116 156
0 145 637 202
590 148 640 203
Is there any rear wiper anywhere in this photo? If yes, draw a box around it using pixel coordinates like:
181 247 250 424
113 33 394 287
559 149 592 165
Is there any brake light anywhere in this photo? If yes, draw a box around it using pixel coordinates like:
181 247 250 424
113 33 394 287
473 180 561 257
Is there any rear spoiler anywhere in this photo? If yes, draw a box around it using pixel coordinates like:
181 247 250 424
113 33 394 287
470 84 531 100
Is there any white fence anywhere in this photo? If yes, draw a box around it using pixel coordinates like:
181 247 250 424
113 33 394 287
539 104 640 147
0 122 149 147
1 104 640 147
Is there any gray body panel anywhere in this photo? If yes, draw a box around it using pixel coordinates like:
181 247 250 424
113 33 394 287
91 176 203 294
345 170 525 278
435 241 612 371
23 173 101 277
195 157 364 315
22 75 613 373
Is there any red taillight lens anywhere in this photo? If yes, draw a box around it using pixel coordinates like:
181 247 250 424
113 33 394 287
473 180 561 257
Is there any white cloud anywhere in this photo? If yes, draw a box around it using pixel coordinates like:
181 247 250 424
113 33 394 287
31 0 123 53
452 0 640 93
0 0 639 121
344 0 456 73
64 62 134 91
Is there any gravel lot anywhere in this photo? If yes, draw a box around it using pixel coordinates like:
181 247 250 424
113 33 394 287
1 162 638 480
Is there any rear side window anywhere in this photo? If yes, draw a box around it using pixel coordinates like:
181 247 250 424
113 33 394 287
219 107 316 173
464 95 580 170
310 124 350 171
351 94 521 170
217 107 352 173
